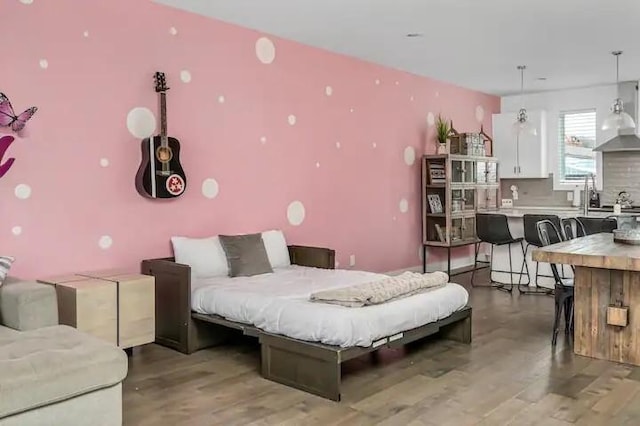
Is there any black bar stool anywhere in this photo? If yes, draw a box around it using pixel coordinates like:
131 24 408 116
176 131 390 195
561 217 587 239
520 214 561 295
536 219 574 346
471 213 529 293
576 216 617 234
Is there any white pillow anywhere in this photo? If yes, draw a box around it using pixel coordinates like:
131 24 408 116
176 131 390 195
0 256 15 286
171 236 229 278
261 230 291 269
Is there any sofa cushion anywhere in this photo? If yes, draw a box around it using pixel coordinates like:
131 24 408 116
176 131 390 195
0 280 58 331
0 325 128 419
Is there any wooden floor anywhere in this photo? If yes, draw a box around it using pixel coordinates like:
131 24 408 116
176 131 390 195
123 270 640 425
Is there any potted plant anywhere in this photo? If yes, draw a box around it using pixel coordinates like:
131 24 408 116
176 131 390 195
435 114 451 154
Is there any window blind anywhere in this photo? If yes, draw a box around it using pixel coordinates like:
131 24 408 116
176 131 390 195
558 109 597 182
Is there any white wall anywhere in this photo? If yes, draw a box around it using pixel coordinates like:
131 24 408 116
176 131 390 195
501 84 619 191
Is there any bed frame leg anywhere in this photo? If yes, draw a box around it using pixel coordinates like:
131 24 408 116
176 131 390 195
260 335 341 402
440 313 472 344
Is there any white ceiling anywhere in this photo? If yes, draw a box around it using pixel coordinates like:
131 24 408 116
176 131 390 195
155 0 640 96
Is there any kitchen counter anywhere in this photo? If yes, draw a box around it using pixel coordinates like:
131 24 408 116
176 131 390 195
482 206 616 219
532 233 640 366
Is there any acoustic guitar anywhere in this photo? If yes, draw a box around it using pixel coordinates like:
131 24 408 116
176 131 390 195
135 72 187 199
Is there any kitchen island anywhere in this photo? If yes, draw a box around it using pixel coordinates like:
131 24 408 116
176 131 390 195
533 233 640 365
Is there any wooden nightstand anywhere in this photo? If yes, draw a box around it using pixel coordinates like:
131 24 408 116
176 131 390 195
39 272 155 349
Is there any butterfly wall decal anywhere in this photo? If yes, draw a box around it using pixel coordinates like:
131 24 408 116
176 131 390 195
0 135 16 179
0 93 38 133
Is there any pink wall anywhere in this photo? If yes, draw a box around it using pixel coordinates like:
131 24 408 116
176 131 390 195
2 0 499 279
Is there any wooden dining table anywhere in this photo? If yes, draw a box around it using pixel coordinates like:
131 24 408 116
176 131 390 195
533 232 640 365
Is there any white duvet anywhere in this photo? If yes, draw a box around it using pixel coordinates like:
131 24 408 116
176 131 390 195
191 266 469 348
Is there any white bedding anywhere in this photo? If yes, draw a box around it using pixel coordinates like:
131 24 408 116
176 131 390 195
191 266 469 348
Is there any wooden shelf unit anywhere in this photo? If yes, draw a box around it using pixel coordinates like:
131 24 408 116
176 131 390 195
422 153 500 255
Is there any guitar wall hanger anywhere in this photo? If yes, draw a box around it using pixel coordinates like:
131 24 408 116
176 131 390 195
135 72 187 199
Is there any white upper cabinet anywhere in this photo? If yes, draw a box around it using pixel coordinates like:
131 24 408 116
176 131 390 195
492 110 548 179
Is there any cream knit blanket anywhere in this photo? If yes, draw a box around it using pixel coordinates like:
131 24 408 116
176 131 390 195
309 271 449 308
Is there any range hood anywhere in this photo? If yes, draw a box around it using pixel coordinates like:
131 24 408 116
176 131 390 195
594 81 640 152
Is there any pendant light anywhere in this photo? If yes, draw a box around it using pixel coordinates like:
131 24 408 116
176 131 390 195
602 51 636 131
512 65 537 136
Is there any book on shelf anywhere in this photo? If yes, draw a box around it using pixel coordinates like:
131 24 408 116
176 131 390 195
427 162 446 184
434 224 446 242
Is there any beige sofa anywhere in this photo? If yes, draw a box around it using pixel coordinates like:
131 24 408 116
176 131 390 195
0 277 128 426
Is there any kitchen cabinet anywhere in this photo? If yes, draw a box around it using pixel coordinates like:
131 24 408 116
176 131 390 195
492 110 548 178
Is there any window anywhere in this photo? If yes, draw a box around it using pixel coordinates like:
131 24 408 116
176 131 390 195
558 109 597 183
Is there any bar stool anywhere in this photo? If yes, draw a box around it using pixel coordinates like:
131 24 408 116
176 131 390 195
536 219 574 346
561 217 587 240
520 214 561 295
576 216 617 234
471 213 529 293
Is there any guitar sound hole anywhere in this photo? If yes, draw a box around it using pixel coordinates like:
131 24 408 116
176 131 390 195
156 146 173 163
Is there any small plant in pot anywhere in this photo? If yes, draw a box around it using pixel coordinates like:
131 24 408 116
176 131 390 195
435 114 451 154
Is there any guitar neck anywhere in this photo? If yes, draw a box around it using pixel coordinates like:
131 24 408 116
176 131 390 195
160 92 168 139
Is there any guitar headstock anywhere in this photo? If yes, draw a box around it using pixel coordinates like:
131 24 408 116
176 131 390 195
154 72 169 93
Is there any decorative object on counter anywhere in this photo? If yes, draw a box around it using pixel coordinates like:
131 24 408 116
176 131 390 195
512 65 537 136
616 191 633 209
602 51 636 131
0 92 38 133
435 114 451 154
421 153 500 276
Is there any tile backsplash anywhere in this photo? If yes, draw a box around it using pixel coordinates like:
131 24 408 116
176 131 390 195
602 152 640 206
500 175 573 207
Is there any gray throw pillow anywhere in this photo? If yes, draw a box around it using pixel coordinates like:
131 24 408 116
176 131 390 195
219 234 274 277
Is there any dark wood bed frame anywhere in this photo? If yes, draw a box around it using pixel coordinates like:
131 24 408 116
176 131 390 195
141 245 472 401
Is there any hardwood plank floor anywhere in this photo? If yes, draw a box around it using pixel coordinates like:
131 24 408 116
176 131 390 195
123 270 640 425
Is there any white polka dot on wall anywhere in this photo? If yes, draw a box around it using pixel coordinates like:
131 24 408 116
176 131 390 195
255 37 276 64
218 95 225 104
372 142 377 149
336 142 341 149
201 178 219 199
126 107 156 139
100 158 109 168
335 260 340 268
12 226 22 236
39 59 48 69
399 198 409 213
349 255 356 267
14 184 31 200
395 81 400 86
349 107 355 113
375 79 381 85
404 146 416 166
288 115 297 126
475 105 485 123
19 0 33 4
392 216 397 221
169 27 178 36
83 30 89 38
325 86 333 96
427 112 435 127
98 235 113 250
316 162 320 168
410 95 415 102
260 136 267 144
287 201 305 226
435 91 440 98
180 70 191 83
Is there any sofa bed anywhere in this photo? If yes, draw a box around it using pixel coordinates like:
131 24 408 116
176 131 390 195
142 230 471 401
